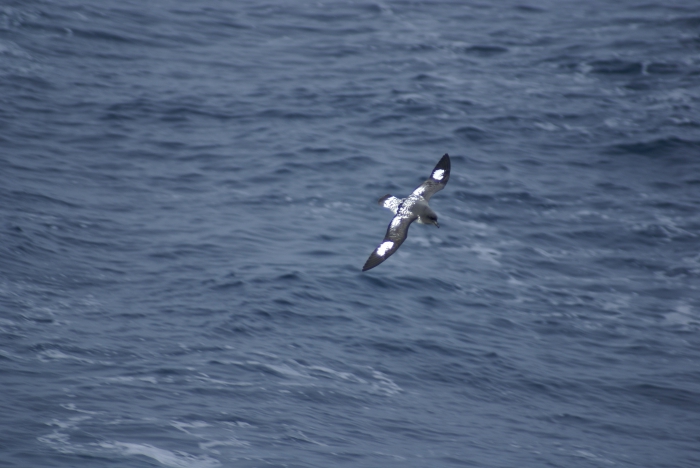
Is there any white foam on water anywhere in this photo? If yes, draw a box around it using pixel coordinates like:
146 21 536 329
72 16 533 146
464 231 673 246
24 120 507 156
98 441 221 468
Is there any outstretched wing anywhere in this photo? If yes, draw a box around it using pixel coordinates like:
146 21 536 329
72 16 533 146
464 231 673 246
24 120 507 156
411 153 450 201
362 214 417 271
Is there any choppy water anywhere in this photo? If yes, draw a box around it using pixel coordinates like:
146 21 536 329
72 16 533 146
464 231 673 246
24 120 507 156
2 1 700 467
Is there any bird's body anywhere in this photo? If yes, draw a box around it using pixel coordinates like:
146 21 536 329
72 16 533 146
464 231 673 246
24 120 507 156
362 154 451 271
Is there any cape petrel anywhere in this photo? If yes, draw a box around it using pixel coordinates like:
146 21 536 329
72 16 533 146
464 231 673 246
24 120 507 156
362 153 451 271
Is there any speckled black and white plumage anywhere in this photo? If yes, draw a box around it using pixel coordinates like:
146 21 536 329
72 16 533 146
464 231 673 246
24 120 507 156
362 154 450 272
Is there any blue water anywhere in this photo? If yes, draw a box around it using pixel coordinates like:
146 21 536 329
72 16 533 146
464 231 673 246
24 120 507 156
2 1 700 467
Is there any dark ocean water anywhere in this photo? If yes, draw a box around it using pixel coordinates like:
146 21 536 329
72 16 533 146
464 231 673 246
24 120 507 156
2 0 700 467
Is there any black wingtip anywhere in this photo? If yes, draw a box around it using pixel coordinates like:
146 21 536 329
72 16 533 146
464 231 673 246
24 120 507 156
428 154 450 186
436 153 450 171
362 254 381 271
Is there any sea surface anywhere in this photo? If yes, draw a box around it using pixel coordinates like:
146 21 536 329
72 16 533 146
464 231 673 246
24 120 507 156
2 1 700 467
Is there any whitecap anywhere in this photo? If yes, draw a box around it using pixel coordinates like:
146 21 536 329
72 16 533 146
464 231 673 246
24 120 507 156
98 441 221 468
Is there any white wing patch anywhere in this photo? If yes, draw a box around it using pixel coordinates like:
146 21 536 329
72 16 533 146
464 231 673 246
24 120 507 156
376 241 394 257
390 217 402 229
432 169 445 181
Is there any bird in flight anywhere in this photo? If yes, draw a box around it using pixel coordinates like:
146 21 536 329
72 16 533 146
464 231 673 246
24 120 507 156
362 154 451 271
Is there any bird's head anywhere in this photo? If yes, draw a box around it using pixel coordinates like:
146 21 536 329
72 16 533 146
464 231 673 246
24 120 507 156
428 215 440 228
